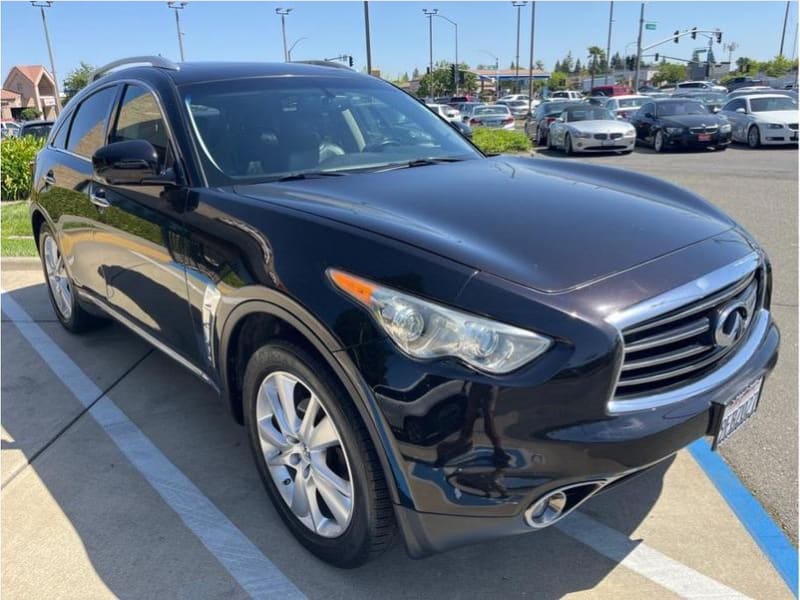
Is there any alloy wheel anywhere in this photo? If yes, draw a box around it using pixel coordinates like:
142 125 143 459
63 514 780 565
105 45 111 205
43 234 73 320
654 131 664 153
255 371 354 538
748 126 760 148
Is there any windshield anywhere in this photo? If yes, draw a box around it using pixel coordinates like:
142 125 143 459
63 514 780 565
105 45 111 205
182 76 479 184
617 97 646 108
749 96 797 112
475 106 510 116
657 100 709 116
564 107 615 121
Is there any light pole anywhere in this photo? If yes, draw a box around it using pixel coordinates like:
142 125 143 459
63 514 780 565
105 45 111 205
276 8 292 62
287 37 308 61
479 49 500 99
528 2 536 102
633 2 645 90
779 0 791 57
434 13 458 93
167 1 187 62
364 1 372 75
30 1 60 115
723 41 738 68
605 1 614 84
422 9 438 97
512 1 526 93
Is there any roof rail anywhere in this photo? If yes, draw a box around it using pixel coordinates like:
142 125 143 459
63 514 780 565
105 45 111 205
91 56 180 82
292 60 353 71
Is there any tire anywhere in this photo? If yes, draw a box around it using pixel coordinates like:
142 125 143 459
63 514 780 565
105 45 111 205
747 125 761 149
37 223 104 333
564 133 573 155
243 341 396 568
716 144 728 152
653 130 665 153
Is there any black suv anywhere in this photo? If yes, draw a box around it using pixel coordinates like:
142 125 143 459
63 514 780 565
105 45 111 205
31 57 779 567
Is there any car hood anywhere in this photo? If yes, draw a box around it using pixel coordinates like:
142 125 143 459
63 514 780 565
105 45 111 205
752 110 798 123
660 114 726 128
235 156 734 293
568 120 634 133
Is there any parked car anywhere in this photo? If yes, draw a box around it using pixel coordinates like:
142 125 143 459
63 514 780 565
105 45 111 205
547 105 635 154
548 90 583 101
584 96 609 106
446 95 471 107
497 94 529 103
591 84 631 97
17 120 54 140
630 97 732 152
670 90 728 113
1 120 20 138
500 99 531 118
524 100 580 145
718 94 799 147
725 87 789 101
467 104 515 129
725 77 768 92
675 81 727 92
427 103 462 123
31 57 779 568
452 120 473 139
458 102 488 123
604 95 649 121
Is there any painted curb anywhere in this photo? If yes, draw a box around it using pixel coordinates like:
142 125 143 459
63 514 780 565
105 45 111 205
1 257 41 272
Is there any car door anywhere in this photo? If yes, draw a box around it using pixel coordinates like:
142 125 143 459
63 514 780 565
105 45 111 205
36 85 120 300
720 98 747 141
92 82 201 364
550 111 566 147
635 102 656 144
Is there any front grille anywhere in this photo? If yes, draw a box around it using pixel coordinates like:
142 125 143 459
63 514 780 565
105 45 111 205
609 133 623 140
593 133 608 140
614 269 761 399
689 125 719 134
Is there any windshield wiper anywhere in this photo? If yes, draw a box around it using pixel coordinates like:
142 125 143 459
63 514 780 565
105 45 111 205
374 156 469 172
271 171 347 182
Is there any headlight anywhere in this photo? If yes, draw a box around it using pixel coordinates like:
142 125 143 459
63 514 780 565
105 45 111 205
720 123 732 133
664 127 684 135
623 129 636 137
573 131 592 138
767 123 784 129
329 269 552 374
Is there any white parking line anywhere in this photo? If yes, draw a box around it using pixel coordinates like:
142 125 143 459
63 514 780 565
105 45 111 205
1 292 306 600
558 512 751 599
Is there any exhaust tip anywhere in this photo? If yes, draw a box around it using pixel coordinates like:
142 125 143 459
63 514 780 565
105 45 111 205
523 481 606 529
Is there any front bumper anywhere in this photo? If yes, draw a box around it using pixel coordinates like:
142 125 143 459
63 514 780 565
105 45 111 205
757 124 799 145
664 129 732 148
573 136 636 152
345 305 779 557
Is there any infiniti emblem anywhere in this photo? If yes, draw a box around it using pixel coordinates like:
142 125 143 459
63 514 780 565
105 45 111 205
713 300 749 348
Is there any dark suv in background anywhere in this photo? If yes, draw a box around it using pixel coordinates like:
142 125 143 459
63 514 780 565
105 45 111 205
31 57 779 567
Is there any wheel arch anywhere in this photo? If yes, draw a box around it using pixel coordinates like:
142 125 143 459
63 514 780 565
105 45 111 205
218 295 409 507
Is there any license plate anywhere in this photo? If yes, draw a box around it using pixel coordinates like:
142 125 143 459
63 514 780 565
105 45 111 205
697 133 711 142
603 139 616 146
714 377 763 448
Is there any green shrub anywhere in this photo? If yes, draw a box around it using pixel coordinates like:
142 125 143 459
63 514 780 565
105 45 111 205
1 135 45 201
472 128 532 154
20 107 41 121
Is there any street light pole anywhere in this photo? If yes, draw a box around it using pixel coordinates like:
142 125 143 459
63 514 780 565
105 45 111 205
605 1 614 84
528 2 535 102
30 1 61 115
633 2 645 90
512 1 526 93
167 1 187 62
434 14 458 94
276 8 292 62
779 0 790 57
422 9 438 97
364 1 372 75
287 37 308 62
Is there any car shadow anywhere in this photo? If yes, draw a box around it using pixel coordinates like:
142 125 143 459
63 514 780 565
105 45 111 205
2 281 673 599
535 147 632 159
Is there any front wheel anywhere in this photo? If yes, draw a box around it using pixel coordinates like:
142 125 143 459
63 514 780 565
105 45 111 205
653 130 665 153
243 342 396 568
564 133 573 155
747 125 761 148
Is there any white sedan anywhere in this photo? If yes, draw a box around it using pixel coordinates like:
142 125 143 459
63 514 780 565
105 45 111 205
604 95 650 121
426 103 462 123
548 105 636 154
718 94 799 147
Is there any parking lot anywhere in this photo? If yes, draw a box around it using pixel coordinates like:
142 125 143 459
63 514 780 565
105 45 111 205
2 144 797 598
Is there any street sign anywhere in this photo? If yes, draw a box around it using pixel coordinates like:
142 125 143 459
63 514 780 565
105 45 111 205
645 23 657 30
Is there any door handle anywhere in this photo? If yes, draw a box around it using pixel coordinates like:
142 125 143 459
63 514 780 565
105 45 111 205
90 188 110 209
44 171 56 186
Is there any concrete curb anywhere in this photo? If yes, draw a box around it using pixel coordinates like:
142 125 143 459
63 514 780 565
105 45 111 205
2 257 41 272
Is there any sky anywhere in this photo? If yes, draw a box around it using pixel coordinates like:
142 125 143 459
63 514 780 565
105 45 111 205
1 0 798 87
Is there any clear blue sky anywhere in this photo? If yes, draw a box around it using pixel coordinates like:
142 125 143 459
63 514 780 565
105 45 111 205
2 0 797 86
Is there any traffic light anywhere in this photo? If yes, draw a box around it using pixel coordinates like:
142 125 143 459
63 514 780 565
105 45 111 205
426 66 431 74
691 27 697 40
626 56 634 70
674 30 680 44
450 63 456 80
654 53 659 62
348 55 354 67
716 30 723 44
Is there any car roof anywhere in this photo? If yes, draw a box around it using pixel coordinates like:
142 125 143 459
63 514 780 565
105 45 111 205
610 95 648 100
737 93 795 100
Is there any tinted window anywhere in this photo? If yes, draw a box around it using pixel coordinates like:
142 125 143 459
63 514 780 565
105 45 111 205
749 96 797 112
722 98 746 112
112 85 170 168
51 118 69 148
66 86 117 157
20 123 52 139
564 107 614 121
656 100 709 116
475 106 510 116
639 103 655 116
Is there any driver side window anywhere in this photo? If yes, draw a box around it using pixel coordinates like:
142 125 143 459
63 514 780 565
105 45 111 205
111 84 171 171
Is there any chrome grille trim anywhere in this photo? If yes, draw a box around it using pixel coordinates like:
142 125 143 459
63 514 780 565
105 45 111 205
620 343 712 372
624 317 710 353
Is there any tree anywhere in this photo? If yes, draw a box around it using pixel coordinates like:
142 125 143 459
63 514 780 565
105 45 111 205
412 67 420 79
417 61 477 96
763 55 795 77
735 56 756 74
535 60 545 70
574 58 583 75
20 107 41 121
509 61 516 70
547 71 567 90
553 60 562 73
63 61 95 103
562 51 574 73
611 51 623 70
399 72 410 83
587 46 606 89
651 62 688 86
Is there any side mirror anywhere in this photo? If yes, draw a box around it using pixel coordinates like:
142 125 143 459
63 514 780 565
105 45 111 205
735 107 746 113
92 140 172 186
644 112 654 119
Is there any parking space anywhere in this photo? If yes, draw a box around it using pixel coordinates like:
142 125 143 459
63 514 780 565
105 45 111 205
1 145 796 599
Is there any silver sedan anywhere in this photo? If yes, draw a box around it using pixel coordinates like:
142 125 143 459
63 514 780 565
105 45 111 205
548 106 636 154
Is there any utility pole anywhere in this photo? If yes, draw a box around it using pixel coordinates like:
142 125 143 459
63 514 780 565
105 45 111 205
633 2 645 90
422 9 437 97
30 1 61 115
605 1 614 84
364 1 372 75
706 35 713 78
724 41 738 68
287 37 308 62
779 0 790 57
512 1 526 93
276 8 292 62
528 2 536 102
434 13 458 93
167 1 187 62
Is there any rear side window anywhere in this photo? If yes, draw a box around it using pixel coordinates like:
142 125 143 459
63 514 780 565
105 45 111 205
111 85 170 169
66 86 117 158
51 118 69 149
